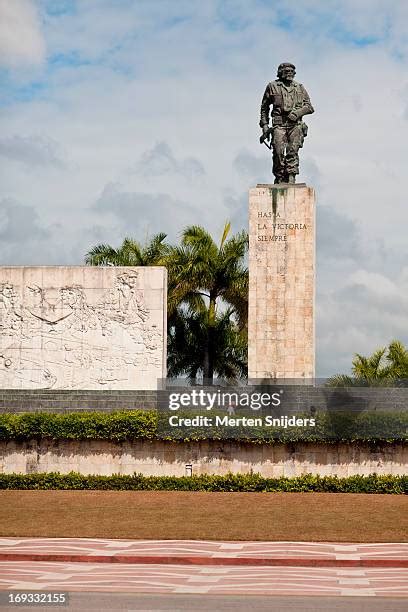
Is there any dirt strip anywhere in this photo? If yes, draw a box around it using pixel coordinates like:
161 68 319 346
0 491 407 542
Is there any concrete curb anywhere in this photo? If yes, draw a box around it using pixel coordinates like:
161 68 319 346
1 553 407 567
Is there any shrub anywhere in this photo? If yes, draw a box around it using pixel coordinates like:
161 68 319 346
0 411 157 442
0 410 407 444
0 471 405 493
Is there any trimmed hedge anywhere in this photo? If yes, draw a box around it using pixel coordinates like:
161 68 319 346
0 472 406 493
0 410 407 444
0 411 157 443
161 410 408 444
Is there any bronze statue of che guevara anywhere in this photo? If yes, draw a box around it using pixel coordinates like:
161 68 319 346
259 63 314 184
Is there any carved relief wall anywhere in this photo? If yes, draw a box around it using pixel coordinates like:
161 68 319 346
0 267 167 390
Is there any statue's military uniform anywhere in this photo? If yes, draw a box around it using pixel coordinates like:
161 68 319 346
260 79 314 182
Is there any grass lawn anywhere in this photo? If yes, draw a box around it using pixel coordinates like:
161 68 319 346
0 491 407 541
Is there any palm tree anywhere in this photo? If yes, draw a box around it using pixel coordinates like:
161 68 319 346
85 223 249 384
327 340 408 387
168 307 247 383
85 233 168 266
386 340 408 381
166 222 248 382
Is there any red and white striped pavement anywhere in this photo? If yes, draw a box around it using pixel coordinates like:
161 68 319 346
0 540 407 597
0 539 407 566
0 562 407 596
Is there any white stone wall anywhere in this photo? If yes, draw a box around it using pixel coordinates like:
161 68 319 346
0 440 406 477
0 266 166 390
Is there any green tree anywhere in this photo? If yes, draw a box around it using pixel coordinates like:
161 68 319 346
85 223 249 384
85 233 168 266
168 307 247 383
328 340 408 387
386 340 408 380
166 222 248 382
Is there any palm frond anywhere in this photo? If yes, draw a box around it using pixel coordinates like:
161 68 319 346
219 221 231 250
84 244 120 266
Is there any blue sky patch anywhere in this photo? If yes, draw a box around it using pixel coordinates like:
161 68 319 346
41 0 77 17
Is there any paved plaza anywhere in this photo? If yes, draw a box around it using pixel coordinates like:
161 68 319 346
0 538 407 601
0 538 407 565
0 562 407 597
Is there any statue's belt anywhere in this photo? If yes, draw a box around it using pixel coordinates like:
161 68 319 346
272 117 300 127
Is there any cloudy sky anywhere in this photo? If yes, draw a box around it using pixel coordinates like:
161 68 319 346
0 0 407 376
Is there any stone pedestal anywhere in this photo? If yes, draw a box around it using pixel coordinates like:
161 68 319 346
248 184 315 380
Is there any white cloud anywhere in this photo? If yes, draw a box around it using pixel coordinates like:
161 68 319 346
0 0 46 67
0 196 50 254
347 270 400 297
132 141 205 181
1 0 408 375
233 150 269 180
317 263 408 376
317 205 362 262
93 182 198 242
0 134 66 168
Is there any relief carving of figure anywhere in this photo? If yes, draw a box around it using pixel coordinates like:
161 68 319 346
0 270 162 389
0 283 22 336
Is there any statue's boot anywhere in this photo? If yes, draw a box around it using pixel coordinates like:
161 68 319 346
288 174 296 184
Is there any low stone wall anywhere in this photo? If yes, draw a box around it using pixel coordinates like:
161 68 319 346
0 390 158 412
1 385 407 413
0 439 406 477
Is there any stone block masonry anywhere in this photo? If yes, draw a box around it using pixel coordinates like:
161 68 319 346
1 439 406 477
248 184 315 380
0 266 167 390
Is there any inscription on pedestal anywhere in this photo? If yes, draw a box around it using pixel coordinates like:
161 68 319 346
256 210 307 242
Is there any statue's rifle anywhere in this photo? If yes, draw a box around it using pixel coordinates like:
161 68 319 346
259 127 273 150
